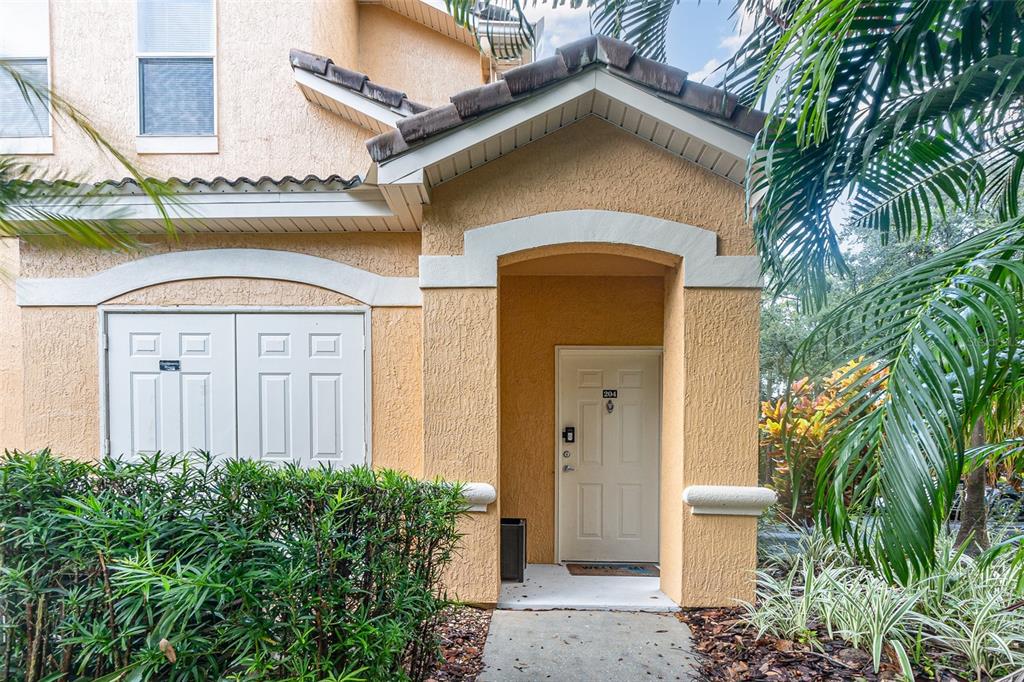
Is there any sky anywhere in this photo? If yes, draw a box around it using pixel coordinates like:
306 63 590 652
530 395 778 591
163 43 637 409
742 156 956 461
525 0 745 83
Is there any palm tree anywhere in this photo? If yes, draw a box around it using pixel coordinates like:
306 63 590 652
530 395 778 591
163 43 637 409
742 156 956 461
448 0 1024 581
1 61 171 250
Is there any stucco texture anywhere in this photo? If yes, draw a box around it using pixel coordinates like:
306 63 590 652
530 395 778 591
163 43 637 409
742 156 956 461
418 121 759 606
19 232 421 279
422 287 500 603
356 5 482 108
37 0 482 182
499 273 665 563
0 239 25 450
679 287 760 605
18 276 423 474
421 117 753 258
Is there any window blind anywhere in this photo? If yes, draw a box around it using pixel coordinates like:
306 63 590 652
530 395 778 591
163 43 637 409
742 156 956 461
137 0 215 54
0 59 49 137
140 58 214 135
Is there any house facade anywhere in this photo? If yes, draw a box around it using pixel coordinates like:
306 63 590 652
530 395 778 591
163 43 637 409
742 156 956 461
0 0 774 606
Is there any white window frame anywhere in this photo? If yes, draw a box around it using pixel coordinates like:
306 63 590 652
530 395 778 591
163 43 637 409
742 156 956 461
134 0 219 154
0 0 53 155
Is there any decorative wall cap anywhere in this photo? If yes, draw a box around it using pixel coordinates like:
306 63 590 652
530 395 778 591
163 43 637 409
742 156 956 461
16 248 422 308
419 210 762 289
461 482 497 512
682 485 777 516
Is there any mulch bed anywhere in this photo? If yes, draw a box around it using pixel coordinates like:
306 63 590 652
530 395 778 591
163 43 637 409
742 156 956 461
677 608 967 681
427 606 493 681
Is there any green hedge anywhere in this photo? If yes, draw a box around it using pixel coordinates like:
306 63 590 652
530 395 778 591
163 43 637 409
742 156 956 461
0 451 465 682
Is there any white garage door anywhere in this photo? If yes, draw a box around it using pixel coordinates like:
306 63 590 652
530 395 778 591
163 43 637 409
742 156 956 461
106 312 367 467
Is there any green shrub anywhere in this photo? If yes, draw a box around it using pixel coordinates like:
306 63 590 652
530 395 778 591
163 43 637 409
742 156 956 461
0 450 466 682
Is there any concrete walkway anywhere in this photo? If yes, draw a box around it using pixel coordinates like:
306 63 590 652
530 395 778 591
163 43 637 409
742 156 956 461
498 564 678 611
479 610 699 681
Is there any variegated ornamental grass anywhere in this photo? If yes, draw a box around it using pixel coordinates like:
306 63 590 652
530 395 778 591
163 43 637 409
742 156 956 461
745 530 1024 681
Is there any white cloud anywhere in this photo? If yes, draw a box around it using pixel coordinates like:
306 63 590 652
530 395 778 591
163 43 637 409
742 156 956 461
524 4 591 58
719 33 744 51
689 57 721 83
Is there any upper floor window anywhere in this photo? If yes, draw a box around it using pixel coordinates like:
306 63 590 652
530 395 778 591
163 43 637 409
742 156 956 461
0 0 51 153
136 0 217 150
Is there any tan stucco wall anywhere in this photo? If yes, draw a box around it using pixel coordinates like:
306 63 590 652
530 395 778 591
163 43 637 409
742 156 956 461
679 286 760 605
13 232 424 474
499 273 665 563
421 117 752 257
419 117 759 605
356 5 482 108
19 232 421 278
0 239 25 450
37 0 481 182
42 0 366 180
421 287 499 602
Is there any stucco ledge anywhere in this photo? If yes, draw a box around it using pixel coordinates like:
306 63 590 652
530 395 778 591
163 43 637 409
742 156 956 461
682 485 777 516
461 482 497 512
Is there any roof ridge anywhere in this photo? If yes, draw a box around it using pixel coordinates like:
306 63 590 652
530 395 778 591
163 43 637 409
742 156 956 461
358 34 766 164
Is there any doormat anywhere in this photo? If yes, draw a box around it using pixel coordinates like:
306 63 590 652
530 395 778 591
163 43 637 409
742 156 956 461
565 562 660 577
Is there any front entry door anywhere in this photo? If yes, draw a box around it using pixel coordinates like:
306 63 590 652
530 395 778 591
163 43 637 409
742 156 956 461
558 349 661 562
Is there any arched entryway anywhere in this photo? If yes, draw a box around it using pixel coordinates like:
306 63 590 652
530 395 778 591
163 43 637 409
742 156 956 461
418 209 767 607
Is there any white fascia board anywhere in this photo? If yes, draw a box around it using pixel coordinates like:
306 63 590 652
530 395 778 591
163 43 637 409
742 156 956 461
294 68 402 132
376 69 755 187
593 71 754 162
13 191 396 223
17 248 422 307
377 70 598 184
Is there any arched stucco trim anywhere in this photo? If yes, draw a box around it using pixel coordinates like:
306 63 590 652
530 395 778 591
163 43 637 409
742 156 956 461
16 248 423 307
418 210 762 288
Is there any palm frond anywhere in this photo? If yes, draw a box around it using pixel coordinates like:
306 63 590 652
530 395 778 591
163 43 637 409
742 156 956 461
730 1 1024 306
0 60 175 250
445 0 539 60
590 0 677 62
794 218 1024 582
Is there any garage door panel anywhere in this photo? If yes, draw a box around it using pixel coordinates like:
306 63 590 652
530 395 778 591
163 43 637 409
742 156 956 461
109 314 236 460
129 372 161 455
310 373 342 460
110 312 365 466
258 373 292 459
236 314 365 468
180 373 211 452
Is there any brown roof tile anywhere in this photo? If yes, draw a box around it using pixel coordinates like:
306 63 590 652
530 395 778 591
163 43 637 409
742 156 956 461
501 55 571 95
397 103 463 143
291 48 427 117
291 38 765 165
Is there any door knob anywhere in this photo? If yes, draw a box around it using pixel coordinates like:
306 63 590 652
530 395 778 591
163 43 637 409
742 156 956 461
562 464 576 472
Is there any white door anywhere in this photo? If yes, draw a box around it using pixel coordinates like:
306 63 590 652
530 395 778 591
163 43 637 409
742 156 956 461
107 313 237 459
106 312 366 467
558 349 661 562
236 314 366 467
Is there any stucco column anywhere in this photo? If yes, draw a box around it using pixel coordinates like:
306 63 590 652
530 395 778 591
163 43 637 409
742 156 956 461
421 287 500 604
662 265 761 606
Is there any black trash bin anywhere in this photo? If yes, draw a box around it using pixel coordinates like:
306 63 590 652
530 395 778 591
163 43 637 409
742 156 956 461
500 517 526 582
